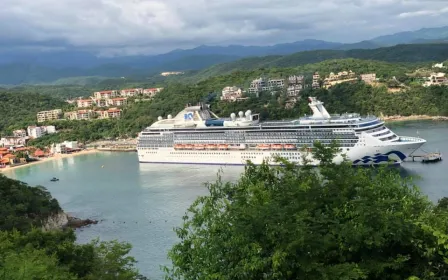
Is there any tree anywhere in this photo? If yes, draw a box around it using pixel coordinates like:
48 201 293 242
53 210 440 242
165 143 448 279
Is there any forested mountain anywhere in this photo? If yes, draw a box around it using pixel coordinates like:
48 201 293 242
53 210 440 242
0 39 447 85
190 44 448 80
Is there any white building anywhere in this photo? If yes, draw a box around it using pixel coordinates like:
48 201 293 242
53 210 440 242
248 78 268 95
433 63 445 69
27 126 43 139
267 79 285 89
221 86 243 101
0 137 27 147
13 129 27 138
42 125 57 134
52 141 79 154
142 88 163 98
77 99 94 108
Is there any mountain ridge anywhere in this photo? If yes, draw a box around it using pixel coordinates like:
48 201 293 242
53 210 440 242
1 26 447 85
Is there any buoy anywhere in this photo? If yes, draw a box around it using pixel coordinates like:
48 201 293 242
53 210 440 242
101 165 104 168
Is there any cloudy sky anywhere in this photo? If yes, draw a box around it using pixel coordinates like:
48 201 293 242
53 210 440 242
1 0 447 55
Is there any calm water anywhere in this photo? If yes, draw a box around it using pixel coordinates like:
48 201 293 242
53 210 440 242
4 121 448 279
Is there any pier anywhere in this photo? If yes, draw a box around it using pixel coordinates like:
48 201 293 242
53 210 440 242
407 149 442 163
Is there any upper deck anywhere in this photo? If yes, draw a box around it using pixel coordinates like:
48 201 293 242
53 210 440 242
141 97 382 133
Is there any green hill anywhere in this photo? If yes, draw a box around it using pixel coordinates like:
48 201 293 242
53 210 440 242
188 43 448 80
0 91 68 133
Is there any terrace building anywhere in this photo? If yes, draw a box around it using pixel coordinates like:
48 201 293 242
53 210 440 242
77 99 94 108
120 88 143 97
221 86 244 102
37 109 62 123
93 90 118 99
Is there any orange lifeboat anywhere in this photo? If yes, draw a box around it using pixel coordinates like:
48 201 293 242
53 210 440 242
206 144 217 150
257 144 271 150
272 144 283 150
284 144 296 150
174 144 185 150
218 144 229 150
184 144 194 150
194 144 205 150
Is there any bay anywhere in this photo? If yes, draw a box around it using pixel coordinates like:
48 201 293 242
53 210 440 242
4 120 448 279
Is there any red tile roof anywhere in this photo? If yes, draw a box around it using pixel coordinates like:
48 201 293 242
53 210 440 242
34 149 45 157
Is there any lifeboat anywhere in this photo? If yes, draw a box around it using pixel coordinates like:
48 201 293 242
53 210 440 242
284 144 296 150
194 144 205 150
206 144 217 150
272 144 283 150
184 144 194 150
218 144 229 150
174 144 185 150
257 144 271 150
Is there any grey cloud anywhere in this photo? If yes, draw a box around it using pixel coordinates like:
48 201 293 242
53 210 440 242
0 0 447 55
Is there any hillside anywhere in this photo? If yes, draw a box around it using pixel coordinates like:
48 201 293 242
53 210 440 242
0 92 67 133
0 25 448 85
189 43 448 80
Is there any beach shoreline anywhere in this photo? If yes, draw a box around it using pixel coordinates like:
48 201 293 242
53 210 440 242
0 149 99 173
381 115 448 123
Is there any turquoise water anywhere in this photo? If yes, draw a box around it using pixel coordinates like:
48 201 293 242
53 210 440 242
4 121 448 279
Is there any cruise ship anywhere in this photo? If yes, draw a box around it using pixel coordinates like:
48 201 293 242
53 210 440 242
137 97 426 166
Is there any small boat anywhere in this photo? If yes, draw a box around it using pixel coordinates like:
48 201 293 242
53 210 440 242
50 177 59 182
218 144 229 150
422 152 442 163
206 144 217 150
284 144 296 150
272 144 283 150
257 144 271 150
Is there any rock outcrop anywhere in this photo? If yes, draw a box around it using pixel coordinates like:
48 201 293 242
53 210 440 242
41 212 69 231
41 212 98 231
66 216 98 229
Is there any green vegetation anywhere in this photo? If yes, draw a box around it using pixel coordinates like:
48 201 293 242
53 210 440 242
186 44 448 81
0 174 145 279
3 55 448 146
0 92 69 133
166 143 448 279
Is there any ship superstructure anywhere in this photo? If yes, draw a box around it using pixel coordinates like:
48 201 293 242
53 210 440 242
137 97 426 166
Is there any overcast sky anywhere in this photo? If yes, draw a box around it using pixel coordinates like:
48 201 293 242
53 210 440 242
1 0 447 55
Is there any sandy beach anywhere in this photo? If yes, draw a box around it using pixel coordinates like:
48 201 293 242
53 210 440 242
0 149 99 173
381 115 448 123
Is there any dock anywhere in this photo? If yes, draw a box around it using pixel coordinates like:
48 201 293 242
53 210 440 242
408 150 443 163
97 145 137 152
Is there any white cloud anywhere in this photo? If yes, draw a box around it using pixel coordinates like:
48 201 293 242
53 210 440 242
0 0 447 55
398 7 448 18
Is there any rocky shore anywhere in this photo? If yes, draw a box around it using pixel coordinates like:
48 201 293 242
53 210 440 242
42 212 98 231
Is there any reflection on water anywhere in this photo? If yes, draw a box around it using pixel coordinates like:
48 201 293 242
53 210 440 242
2 121 448 278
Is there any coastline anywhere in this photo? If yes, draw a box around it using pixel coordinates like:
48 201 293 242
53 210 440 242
381 115 448 123
0 149 99 173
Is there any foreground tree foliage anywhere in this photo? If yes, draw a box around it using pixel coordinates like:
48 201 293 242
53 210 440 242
0 175 146 280
166 143 448 280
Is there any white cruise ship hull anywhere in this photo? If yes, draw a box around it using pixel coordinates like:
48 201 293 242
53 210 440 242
137 137 425 166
